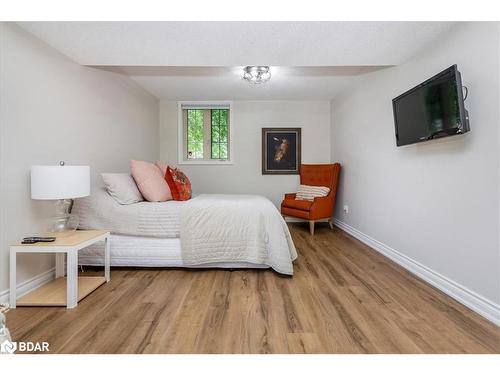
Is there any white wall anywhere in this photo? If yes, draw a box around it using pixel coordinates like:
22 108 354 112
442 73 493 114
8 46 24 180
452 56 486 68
331 22 500 305
160 100 331 206
0 23 159 293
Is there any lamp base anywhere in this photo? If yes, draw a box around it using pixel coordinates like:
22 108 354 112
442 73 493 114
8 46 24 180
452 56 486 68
46 199 79 237
47 214 79 235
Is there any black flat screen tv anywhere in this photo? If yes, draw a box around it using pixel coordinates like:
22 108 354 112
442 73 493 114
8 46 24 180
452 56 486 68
392 65 470 147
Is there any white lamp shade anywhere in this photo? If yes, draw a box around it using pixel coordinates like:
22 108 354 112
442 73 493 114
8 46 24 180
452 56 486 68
31 165 90 200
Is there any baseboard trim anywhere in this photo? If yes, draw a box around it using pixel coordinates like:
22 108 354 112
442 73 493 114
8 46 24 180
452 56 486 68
0 267 55 305
333 218 500 326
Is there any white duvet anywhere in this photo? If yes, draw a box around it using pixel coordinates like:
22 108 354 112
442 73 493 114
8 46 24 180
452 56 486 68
73 188 183 238
180 194 298 275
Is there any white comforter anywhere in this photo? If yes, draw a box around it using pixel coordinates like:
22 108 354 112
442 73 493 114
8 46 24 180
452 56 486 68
73 188 183 238
180 194 297 275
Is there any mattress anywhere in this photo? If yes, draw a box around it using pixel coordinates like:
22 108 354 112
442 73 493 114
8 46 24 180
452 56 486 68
72 187 184 238
79 234 269 269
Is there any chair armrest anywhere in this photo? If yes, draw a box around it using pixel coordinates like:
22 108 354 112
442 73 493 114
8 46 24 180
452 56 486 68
284 193 297 200
310 194 334 219
312 195 332 204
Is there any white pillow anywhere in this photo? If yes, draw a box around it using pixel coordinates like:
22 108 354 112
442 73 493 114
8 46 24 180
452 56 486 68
101 173 144 205
296 184 330 201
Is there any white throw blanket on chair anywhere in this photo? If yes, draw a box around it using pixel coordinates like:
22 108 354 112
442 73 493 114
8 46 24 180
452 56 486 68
180 194 297 275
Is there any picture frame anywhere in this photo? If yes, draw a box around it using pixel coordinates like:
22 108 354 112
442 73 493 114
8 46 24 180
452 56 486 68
262 128 301 175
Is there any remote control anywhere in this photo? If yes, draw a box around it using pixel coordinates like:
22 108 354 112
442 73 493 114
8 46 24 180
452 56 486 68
22 237 56 242
22 239 40 244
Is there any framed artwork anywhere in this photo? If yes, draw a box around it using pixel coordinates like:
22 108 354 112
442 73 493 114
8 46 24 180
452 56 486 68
262 128 301 175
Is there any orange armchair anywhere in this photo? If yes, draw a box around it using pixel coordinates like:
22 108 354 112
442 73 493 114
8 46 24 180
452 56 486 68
281 163 341 235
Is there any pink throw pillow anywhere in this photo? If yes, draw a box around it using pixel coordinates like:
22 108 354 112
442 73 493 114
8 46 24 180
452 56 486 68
130 160 172 202
155 161 170 177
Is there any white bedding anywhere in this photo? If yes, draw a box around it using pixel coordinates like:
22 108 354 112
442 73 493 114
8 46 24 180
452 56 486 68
72 188 183 238
79 235 268 269
180 194 297 275
74 191 298 274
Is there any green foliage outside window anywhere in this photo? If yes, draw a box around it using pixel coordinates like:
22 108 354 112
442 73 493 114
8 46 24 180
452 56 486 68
211 109 229 159
187 109 204 159
186 108 229 160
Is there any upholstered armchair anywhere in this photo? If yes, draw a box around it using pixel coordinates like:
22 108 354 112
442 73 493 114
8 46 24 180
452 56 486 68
281 163 341 235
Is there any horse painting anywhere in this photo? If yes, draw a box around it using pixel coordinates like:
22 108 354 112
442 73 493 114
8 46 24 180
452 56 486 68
262 128 301 175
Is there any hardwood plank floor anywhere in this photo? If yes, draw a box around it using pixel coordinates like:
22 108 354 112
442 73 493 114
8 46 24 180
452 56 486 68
6 223 500 353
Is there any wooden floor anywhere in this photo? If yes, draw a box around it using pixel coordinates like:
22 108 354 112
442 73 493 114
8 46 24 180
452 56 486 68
7 223 500 354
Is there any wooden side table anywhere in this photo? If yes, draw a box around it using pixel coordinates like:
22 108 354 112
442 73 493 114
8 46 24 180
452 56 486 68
10 230 110 309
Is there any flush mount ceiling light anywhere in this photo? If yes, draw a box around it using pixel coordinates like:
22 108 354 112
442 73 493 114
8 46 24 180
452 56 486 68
243 66 271 84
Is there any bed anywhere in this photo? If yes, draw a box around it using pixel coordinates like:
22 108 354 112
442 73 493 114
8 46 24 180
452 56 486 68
72 188 297 275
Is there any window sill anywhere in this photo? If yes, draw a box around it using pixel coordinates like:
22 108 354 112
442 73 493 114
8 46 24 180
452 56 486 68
177 160 234 166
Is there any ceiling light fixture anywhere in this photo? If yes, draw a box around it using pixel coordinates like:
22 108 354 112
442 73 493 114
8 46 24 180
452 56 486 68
243 66 271 84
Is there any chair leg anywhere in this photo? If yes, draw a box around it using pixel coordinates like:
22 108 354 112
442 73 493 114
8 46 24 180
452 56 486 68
328 218 334 230
309 221 315 236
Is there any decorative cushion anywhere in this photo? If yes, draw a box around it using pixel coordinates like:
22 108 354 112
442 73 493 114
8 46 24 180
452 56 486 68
296 184 330 201
130 160 172 202
155 161 170 177
165 166 192 201
101 173 144 205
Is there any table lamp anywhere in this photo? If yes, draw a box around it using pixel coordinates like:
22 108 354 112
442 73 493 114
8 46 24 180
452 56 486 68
31 162 90 235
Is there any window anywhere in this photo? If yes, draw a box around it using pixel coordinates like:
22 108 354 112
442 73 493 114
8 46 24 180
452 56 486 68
210 109 229 159
186 109 204 159
179 102 232 164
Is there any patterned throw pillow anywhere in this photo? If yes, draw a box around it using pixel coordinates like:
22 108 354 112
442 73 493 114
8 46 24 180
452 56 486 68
165 166 192 201
295 184 330 201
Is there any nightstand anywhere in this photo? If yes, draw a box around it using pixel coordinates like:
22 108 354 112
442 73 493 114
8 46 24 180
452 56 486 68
10 230 110 309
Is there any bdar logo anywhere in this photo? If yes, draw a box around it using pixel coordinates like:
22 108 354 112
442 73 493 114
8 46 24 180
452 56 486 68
0 339 17 354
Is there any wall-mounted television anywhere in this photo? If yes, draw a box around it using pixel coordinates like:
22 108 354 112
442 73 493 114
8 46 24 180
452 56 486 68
392 65 470 147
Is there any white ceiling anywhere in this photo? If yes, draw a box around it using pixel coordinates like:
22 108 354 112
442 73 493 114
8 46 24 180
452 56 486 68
18 22 457 100
19 22 456 66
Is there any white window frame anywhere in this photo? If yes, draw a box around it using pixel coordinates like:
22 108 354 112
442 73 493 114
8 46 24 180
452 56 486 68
177 101 234 165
